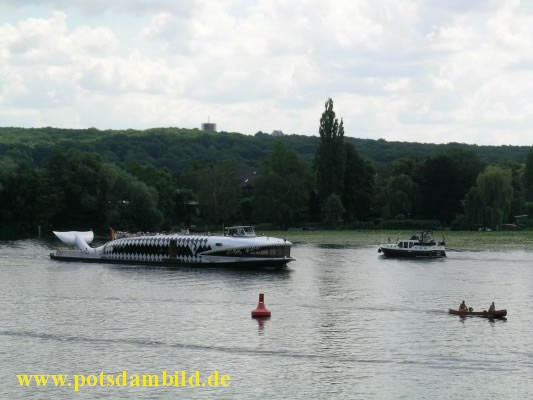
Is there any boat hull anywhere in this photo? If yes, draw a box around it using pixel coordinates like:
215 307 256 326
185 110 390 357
448 309 507 318
49 252 292 270
378 247 446 259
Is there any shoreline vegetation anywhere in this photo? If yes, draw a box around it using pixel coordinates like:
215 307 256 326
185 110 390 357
2 121 533 237
9 228 533 252
263 230 533 252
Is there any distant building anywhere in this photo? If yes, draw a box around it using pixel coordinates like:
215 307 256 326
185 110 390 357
201 122 217 132
271 130 284 137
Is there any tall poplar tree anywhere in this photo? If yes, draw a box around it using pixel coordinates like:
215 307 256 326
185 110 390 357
315 98 345 205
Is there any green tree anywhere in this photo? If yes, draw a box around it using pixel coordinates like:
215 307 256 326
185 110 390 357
477 166 513 229
382 174 419 219
323 193 345 223
253 141 311 227
315 98 345 204
506 161 526 220
464 186 483 228
41 150 163 232
343 143 375 220
195 160 241 225
173 188 197 227
418 149 484 223
465 166 513 229
523 148 533 201
40 151 105 230
374 156 423 219
127 162 177 229
0 157 39 237
384 157 424 180
115 177 163 231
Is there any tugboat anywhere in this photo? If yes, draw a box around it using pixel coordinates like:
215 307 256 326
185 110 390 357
50 226 294 270
378 231 446 259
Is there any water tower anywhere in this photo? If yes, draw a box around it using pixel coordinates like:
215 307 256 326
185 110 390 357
201 117 217 132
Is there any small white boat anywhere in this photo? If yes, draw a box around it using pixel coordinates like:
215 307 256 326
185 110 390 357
378 231 446 259
50 226 294 270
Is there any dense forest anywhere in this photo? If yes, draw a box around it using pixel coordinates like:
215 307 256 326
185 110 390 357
0 126 531 170
1 100 533 238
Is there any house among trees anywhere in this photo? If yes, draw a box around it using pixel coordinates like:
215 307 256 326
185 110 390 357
514 214 528 226
239 167 258 195
271 130 284 137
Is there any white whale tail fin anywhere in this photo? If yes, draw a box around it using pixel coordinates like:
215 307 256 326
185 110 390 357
75 232 94 253
53 231 94 252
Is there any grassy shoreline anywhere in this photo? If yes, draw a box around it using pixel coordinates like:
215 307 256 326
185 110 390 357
264 230 533 251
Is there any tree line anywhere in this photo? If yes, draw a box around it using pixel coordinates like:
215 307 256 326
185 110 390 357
1 99 533 238
1 126 531 171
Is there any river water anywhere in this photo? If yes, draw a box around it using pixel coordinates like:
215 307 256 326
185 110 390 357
0 239 531 399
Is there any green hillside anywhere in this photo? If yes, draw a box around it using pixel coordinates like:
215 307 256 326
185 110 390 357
0 126 529 171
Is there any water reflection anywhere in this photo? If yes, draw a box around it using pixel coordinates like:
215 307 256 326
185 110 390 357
254 317 269 334
103 263 294 288
316 243 355 249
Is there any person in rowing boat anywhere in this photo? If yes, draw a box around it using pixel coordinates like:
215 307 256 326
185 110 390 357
459 300 468 311
488 302 495 313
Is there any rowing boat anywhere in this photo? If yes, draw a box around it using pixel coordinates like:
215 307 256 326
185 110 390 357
448 309 507 318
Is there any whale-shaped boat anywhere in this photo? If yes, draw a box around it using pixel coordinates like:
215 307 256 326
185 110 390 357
50 226 294 270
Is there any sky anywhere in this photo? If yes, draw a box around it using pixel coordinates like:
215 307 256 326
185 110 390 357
1 0 533 145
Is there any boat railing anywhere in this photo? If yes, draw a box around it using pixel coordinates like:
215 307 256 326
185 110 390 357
115 231 168 239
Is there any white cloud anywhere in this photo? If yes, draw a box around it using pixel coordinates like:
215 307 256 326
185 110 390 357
384 78 410 93
1 0 195 16
1 1 533 145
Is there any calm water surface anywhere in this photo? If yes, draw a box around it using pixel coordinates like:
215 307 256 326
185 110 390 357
0 240 532 399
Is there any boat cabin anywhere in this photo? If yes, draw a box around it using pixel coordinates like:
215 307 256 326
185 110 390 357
225 226 257 237
398 240 417 249
409 231 436 245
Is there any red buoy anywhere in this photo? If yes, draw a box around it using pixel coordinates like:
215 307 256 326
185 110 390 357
251 293 271 318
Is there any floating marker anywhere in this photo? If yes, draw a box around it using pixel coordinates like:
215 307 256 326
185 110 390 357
251 293 271 318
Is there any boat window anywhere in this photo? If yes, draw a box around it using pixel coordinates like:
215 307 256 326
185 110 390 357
226 226 256 237
209 245 291 258
409 242 414 248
